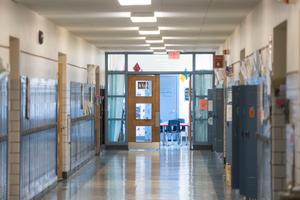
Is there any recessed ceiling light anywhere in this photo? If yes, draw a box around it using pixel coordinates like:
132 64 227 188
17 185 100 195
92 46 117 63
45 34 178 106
118 0 151 6
153 51 167 55
145 36 164 44
150 46 166 50
130 12 157 23
139 27 160 35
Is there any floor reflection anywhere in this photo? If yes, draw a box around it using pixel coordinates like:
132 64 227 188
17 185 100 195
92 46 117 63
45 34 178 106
42 147 239 200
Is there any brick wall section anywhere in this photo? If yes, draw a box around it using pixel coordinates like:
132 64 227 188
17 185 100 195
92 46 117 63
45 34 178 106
58 55 70 174
272 94 287 200
286 73 300 186
8 79 21 200
8 38 21 200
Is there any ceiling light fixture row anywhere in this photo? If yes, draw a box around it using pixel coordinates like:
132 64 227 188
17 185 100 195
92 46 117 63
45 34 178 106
117 0 168 53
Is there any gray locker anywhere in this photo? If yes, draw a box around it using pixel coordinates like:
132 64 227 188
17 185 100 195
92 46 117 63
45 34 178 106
232 85 259 199
226 87 233 165
208 89 224 153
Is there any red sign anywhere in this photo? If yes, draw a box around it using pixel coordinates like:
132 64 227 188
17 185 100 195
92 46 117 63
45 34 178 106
199 99 208 110
214 55 224 69
168 51 180 59
133 63 141 72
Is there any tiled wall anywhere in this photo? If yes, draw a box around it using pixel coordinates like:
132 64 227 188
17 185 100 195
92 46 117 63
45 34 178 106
286 72 300 186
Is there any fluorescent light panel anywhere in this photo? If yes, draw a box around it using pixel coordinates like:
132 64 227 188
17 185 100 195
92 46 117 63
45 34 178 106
153 51 167 55
139 27 160 35
130 12 157 23
118 0 151 6
145 37 164 43
150 46 166 50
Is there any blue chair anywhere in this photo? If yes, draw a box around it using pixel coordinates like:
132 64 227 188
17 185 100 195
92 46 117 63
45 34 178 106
178 118 188 145
166 120 180 144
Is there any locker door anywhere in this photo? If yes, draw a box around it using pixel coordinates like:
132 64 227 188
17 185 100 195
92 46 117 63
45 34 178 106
207 89 214 150
244 86 258 199
238 86 247 196
226 87 233 165
214 89 224 153
232 86 240 189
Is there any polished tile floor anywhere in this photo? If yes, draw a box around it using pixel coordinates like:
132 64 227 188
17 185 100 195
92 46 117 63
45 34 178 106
42 147 239 200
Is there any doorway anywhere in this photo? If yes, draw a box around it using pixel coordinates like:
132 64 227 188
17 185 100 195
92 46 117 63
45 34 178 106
128 75 160 149
105 53 214 150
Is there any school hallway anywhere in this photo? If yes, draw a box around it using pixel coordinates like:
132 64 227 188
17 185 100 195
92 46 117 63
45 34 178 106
42 148 237 200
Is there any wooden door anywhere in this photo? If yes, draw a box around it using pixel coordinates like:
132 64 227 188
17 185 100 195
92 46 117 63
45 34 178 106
128 75 160 148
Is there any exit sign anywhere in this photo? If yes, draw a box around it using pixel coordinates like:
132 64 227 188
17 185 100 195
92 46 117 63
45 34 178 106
168 51 180 59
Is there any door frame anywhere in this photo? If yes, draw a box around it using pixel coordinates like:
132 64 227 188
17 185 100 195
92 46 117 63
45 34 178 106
105 52 215 149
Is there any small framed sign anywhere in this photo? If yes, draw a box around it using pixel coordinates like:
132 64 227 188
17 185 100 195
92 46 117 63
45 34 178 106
213 55 224 69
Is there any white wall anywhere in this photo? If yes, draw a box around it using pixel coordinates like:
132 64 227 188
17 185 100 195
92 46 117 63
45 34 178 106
178 77 190 123
218 0 299 73
0 0 105 85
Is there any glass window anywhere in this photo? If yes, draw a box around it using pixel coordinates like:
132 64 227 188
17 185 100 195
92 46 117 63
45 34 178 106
194 119 208 143
108 54 125 71
108 120 126 143
136 104 152 120
195 98 208 119
195 74 213 96
108 97 125 119
196 54 213 70
108 74 125 96
128 54 193 72
136 80 152 96
136 126 152 143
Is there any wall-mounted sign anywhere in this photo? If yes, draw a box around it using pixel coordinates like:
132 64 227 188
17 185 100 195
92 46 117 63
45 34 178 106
133 63 141 72
184 88 189 101
199 99 208 110
168 51 180 59
213 55 224 69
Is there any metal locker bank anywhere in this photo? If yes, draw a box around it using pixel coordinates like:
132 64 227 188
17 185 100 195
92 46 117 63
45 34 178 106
70 82 96 173
231 85 260 199
0 76 8 200
20 77 58 200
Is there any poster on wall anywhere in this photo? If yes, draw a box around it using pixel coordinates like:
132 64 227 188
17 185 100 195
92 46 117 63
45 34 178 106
199 99 208 110
226 105 232 122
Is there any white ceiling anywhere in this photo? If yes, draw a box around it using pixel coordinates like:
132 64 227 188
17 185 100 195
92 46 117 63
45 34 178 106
15 0 261 52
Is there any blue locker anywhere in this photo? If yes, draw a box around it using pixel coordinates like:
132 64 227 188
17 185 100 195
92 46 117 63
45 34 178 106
232 85 259 199
208 89 224 153
0 76 8 200
214 89 224 153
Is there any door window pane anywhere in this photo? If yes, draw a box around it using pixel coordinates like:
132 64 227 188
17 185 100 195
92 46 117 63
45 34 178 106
195 74 213 96
194 119 208 143
136 126 152 143
108 120 126 143
108 54 125 71
136 104 152 120
108 97 125 119
136 80 152 96
196 54 213 70
108 74 125 96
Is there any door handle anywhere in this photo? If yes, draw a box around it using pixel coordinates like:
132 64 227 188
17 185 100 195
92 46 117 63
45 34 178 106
155 112 160 127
